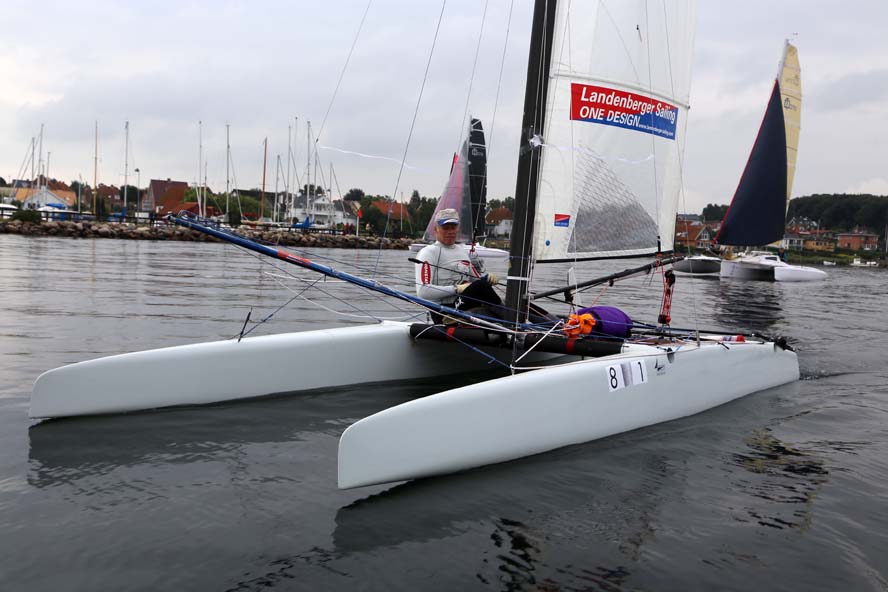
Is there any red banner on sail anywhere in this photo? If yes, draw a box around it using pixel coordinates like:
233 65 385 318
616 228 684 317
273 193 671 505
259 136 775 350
570 83 678 140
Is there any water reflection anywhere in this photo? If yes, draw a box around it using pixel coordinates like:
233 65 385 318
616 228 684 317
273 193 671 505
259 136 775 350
26 383 434 489
711 280 786 336
328 443 680 577
730 427 829 531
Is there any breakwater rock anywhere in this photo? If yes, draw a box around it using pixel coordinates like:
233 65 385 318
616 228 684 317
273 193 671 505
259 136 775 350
0 219 413 250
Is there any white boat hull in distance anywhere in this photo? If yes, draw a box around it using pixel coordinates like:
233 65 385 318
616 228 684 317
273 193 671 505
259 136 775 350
408 242 509 259
338 340 799 489
773 265 827 282
721 256 826 282
30 321 551 419
672 255 721 275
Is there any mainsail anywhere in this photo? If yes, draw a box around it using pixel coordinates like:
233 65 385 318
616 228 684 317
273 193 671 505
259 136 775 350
716 41 801 246
531 1 696 262
423 118 488 243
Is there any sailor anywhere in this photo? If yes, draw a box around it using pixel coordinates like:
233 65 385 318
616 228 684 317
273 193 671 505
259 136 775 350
414 208 502 322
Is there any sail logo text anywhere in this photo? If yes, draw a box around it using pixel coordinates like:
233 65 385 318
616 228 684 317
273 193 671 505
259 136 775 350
570 83 678 140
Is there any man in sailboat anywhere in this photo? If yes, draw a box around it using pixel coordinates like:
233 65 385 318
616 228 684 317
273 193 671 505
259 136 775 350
414 208 502 323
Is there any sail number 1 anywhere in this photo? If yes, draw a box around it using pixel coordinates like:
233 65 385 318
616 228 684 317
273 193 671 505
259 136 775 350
606 359 648 392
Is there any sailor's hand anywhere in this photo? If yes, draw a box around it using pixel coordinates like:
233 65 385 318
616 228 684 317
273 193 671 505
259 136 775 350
455 282 471 294
485 273 499 286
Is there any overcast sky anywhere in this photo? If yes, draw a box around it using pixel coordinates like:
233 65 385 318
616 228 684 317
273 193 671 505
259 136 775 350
2 0 886 214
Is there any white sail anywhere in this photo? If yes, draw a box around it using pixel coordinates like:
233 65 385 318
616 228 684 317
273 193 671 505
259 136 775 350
533 0 696 261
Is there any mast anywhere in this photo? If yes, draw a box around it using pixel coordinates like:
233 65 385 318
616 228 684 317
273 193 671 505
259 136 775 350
260 137 268 220
504 0 557 325
286 123 292 221
226 123 230 220
306 121 312 222
123 121 129 218
93 122 98 214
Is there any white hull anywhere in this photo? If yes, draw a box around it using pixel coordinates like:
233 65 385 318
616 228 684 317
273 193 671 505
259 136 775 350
773 265 827 282
408 242 509 258
672 255 721 275
338 340 799 489
720 254 826 282
30 322 555 419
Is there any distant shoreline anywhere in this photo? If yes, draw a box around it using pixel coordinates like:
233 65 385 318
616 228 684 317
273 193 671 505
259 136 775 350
0 219 413 250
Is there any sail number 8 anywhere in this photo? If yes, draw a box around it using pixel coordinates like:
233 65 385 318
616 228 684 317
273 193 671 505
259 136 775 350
606 360 648 392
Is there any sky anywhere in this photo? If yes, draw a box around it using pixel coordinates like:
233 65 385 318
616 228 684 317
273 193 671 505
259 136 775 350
2 0 886 214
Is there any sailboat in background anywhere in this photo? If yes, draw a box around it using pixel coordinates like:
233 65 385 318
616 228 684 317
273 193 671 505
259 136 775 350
717 41 823 281
409 118 508 258
31 0 799 492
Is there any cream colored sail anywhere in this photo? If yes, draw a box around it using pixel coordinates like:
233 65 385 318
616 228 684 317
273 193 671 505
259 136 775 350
778 41 801 208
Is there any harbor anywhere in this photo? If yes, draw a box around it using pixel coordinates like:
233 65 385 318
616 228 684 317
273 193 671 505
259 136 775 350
0 217 413 249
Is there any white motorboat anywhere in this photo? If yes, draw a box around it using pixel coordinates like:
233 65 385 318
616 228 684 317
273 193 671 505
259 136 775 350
850 257 878 268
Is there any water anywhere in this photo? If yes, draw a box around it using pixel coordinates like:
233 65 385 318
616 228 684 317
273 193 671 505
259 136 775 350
1 234 886 591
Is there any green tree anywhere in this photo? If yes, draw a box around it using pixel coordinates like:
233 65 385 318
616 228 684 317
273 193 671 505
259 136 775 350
701 203 728 222
503 196 515 211
344 188 365 201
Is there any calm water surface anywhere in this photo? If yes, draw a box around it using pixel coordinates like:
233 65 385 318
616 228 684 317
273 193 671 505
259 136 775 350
1 234 886 591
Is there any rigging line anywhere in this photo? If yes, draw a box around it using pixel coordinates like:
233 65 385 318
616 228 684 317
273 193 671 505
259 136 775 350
316 145 424 170
413 325 512 369
237 245 419 316
266 272 424 322
315 0 372 143
224 225 412 284
374 0 448 279
464 0 488 240
485 0 515 159
235 290 307 340
661 0 700 339
387 0 448 208
642 2 661 240
243 246 420 323
456 0 489 157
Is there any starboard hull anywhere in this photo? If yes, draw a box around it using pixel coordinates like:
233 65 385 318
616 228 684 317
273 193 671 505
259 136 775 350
30 322 553 419
337 340 799 489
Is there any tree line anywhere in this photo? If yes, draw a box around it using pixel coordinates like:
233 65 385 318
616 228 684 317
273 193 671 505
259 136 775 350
695 194 888 237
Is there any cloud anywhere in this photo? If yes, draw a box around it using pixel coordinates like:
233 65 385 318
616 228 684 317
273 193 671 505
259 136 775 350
845 178 888 196
809 68 888 112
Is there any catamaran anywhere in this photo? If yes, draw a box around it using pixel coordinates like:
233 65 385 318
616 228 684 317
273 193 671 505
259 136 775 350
676 41 825 282
30 0 799 491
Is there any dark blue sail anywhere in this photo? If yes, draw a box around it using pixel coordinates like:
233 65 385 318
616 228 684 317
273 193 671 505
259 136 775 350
715 81 788 246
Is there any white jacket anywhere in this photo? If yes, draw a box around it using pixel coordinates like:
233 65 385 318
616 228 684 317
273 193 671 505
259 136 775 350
414 243 486 305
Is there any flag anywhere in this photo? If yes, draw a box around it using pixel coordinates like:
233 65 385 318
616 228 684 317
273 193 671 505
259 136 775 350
357 207 363 219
